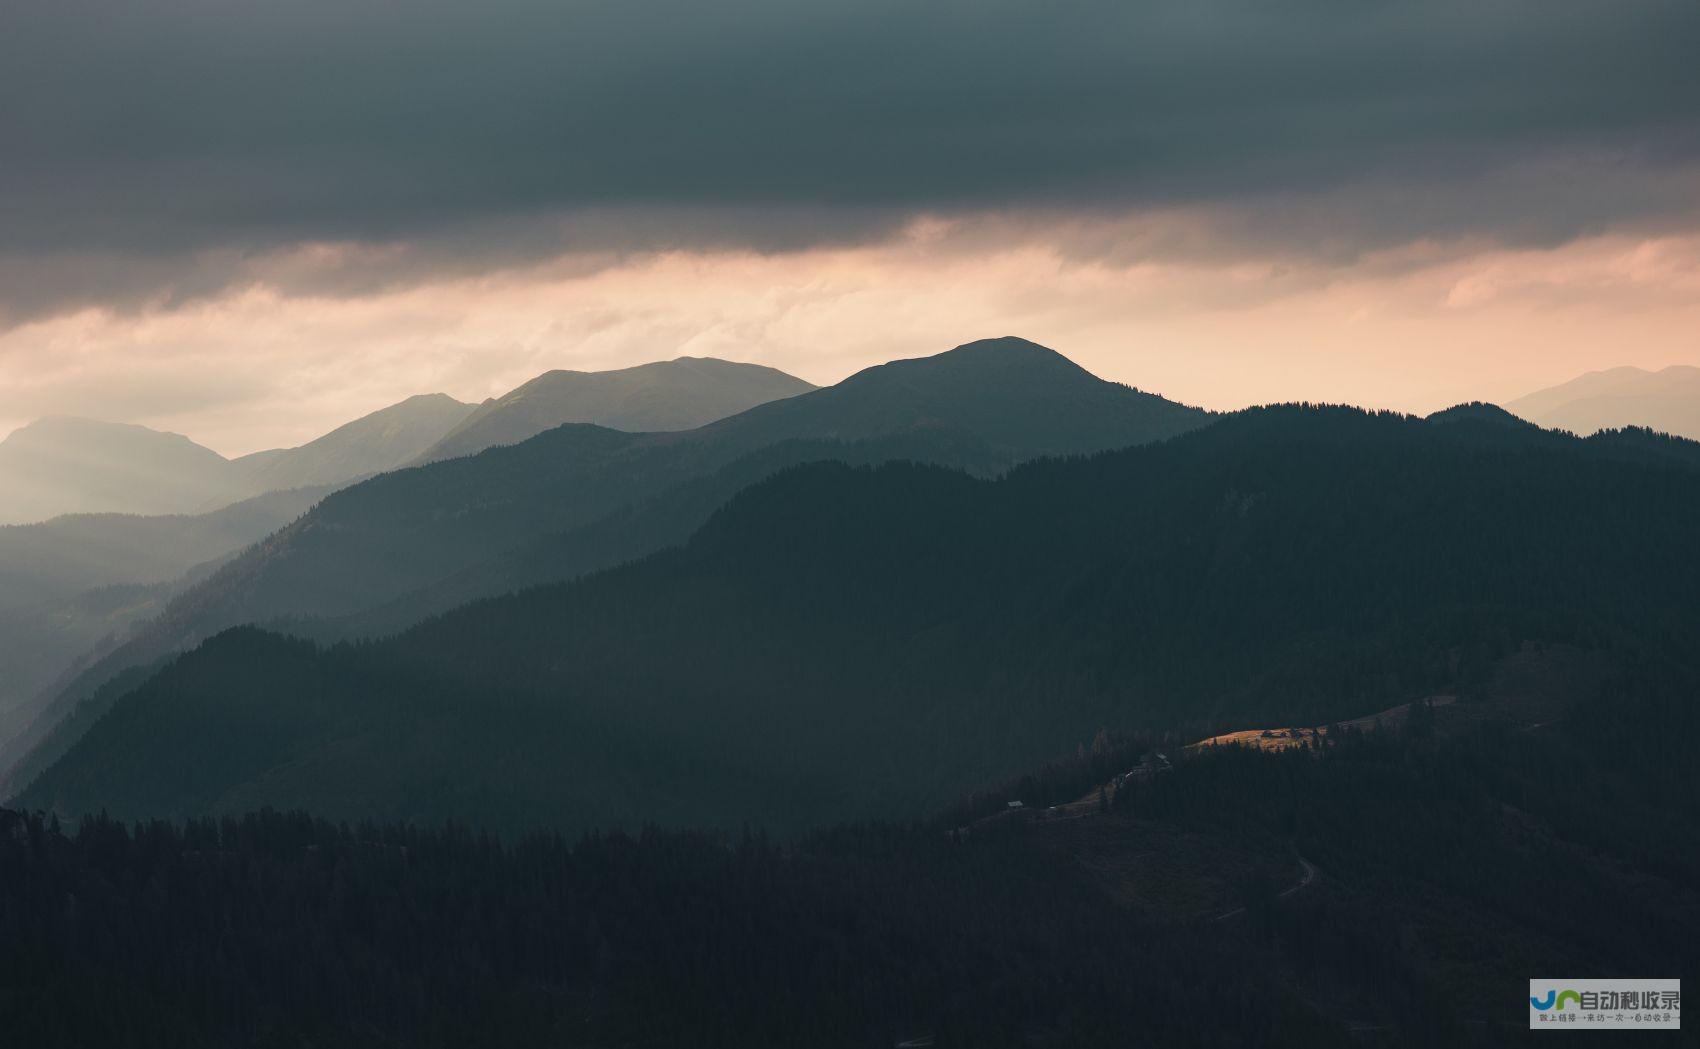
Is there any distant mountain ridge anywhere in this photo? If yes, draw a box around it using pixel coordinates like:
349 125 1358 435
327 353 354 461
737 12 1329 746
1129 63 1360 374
416 357 816 463
0 393 475 527
0 417 254 526
235 394 474 491
1508 364 1700 439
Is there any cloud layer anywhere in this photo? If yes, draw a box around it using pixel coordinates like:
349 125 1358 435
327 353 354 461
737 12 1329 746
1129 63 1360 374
4 1 1698 320
2 2 1698 448
6 223 1698 456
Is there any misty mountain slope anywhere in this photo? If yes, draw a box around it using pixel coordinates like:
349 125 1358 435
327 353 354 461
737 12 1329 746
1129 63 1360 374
0 417 256 526
2 338 1208 792
0 485 334 613
416 357 815 463
1508 364 1700 439
21 405 1700 833
0 568 218 747
235 393 473 490
0 488 335 769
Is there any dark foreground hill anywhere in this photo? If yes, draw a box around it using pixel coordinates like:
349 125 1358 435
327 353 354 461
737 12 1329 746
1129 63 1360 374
0 801 1352 1049
18 405 1700 833
2 338 1205 793
3 660 1694 1047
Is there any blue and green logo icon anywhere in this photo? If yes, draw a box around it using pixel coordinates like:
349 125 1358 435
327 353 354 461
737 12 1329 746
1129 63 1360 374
1531 989 1580 1011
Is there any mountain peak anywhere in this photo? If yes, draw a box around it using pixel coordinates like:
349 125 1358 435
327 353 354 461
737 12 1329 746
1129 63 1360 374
415 356 816 463
705 337 1206 459
834 337 1090 391
0 416 250 525
234 392 475 490
912 336 1081 370
1426 402 1533 428
7 415 198 445
395 392 467 409
942 335 1066 358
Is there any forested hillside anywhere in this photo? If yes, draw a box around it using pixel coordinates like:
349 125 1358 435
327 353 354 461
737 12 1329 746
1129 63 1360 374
309 427 1011 641
20 405 1700 834
5 655 1692 1047
0 805 1345 1049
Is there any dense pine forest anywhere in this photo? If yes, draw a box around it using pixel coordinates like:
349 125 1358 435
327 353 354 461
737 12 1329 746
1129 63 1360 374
7 645 1693 1046
0 805 1341 1048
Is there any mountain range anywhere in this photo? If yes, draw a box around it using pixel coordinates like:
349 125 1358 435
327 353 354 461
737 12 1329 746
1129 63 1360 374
18 340 1700 834
1508 364 1700 439
0 356 829 777
18 399 1700 834
0 338 1207 793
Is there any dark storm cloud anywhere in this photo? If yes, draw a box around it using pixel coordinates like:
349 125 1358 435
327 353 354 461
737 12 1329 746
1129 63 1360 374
2 0 1697 319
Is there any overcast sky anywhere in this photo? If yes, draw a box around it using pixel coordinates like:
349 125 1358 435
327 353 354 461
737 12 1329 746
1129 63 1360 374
3 0 1698 454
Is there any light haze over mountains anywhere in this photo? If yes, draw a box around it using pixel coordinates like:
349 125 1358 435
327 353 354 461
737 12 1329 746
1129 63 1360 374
0 353 823 764
0 400 473 527
0 417 257 526
0 356 820 526
1507 365 1700 440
